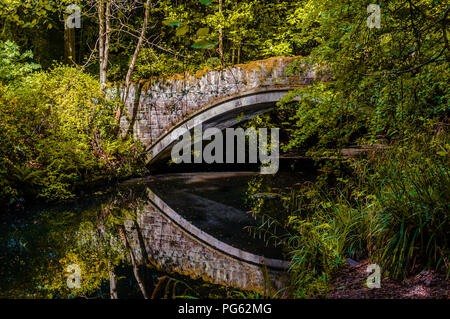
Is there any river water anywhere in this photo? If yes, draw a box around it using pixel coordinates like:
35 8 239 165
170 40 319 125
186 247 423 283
0 169 314 298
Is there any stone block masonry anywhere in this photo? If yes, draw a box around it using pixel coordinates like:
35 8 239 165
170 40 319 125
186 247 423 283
120 57 329 149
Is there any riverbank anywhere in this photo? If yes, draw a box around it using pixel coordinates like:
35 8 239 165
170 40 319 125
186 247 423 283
328 260 449 299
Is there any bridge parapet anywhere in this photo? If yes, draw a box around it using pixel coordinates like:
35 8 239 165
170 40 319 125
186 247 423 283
121 56 327 148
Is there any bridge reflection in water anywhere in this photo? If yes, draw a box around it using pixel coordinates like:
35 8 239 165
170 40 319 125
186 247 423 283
0 170 315 297
125 172 293 295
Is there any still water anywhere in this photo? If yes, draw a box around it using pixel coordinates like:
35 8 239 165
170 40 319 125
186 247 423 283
0 170 312 298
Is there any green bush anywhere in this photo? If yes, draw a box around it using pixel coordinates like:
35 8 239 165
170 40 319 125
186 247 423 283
0 46 145 207
242 0 450 296
287 218 343 298
0 40 40 83
369 136 449 279
247 133 448 297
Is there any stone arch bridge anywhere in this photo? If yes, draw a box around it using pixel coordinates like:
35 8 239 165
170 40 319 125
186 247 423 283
120 57 329 165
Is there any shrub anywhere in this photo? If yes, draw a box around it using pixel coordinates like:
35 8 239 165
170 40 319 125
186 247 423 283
369 136 450 279
0 59 145 207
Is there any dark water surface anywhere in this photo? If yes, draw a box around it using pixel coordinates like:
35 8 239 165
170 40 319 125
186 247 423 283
0 170 313 298
142 171 308 258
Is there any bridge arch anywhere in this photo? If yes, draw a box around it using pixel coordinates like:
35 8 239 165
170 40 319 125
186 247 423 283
146 86 298 165
119 56 329 164
125 186 289 293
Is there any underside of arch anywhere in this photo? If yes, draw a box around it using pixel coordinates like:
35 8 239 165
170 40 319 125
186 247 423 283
146 86 298 167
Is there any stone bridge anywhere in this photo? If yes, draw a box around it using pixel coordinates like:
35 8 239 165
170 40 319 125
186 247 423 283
120 56 329 165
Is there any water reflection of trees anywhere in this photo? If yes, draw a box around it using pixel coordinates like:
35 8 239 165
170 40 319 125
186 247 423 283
1 187 133 298
244 174 297 249
0 184 253 298
1 185 157 298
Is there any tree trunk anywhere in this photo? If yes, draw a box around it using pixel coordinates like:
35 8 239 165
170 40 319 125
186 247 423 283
109 263 118 299
237 44 241 64
96 208 118 299
119 226 149 299
98 0 111 92
64 20 76 65
231 47 235 65
125 82 143 138
98 0 105 89
117 0 151 126
218 0 224 66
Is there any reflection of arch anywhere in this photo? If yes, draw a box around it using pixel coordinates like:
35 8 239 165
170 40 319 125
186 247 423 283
129 188 289 293
146 87 299 165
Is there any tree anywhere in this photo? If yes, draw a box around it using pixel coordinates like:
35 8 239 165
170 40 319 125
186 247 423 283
274 0 449 153
120 0 152 120
98 0 111 91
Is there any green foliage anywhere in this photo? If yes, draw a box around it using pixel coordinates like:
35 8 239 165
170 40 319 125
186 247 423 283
0 43 145 208
0 0 448 299
0 0 68 28
247 133 448 297
369 136 449 279
242 1 449 295
288 218 343 298
273 0 449 155
0 41 40 82
1 0 305 78
134 48 187 78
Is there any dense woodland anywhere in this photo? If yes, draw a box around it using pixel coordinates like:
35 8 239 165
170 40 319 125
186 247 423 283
0 0 448 298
